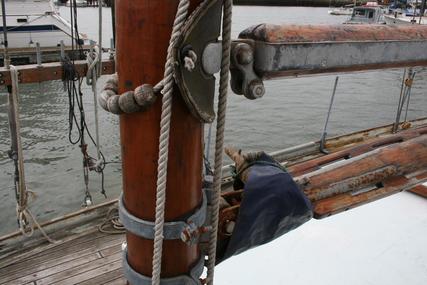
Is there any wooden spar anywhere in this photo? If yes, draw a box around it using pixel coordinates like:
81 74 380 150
116 0 203 282
0 59 115 86
218 131 427 237
235 24 427 79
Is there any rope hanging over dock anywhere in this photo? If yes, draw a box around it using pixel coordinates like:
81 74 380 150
206 1 233 284
7 66 55 243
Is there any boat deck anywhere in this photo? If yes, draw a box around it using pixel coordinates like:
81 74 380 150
0 228 126 285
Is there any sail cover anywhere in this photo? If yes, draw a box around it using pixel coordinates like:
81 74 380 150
218 153 312 263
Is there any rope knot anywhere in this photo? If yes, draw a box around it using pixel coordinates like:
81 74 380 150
86 45 101 86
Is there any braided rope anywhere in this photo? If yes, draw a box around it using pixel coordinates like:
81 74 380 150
151 1 190 284
9 66 55 243
86 45 103 163
206 1 233 284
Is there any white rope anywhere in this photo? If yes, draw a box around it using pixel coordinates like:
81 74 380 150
151 1 190 284
9 65 55 243
184 49 198 72
98 0 103 78
206 1 233 284
86 45 103 163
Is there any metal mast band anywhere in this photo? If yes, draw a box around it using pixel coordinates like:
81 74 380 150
118 191 207 241
122 248 205 285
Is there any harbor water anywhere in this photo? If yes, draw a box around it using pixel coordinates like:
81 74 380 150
0 5 426 273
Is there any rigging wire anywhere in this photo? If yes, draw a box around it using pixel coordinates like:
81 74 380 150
393 68 416 132
63 0 107 206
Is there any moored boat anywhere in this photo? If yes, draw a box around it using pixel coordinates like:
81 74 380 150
344 3 385 24
0 0 88 65
328 6 353 15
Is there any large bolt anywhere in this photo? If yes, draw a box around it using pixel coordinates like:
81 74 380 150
245 79 265 100
235 43 254 65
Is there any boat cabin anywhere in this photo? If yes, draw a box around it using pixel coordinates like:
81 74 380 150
345 6 385 24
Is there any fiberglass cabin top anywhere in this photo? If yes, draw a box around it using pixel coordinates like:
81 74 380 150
345 6 385 24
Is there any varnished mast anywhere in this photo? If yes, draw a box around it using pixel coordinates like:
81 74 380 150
116 0 204 282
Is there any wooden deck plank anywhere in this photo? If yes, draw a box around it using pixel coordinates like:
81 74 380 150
0 252 102 285
35 252 122 285
76 268 123 285
0 233 123 279
409 185 427 198
0 228 102 269
99 243 123 257
103 276 126 285
0 237 124 283
58 260 122 285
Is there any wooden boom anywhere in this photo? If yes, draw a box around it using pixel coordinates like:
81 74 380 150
218 128 427 239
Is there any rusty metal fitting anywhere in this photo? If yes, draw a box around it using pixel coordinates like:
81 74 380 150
180 223 212 245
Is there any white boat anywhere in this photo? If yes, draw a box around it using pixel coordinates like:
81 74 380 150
54 0 93 7
328 7 353 15
344 5 385 24
385 0 427 25
384 14 427 25
0 0 88 64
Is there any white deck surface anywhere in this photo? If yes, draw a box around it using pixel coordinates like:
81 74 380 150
216 192 427 285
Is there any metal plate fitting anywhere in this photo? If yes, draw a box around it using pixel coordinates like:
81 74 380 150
230 42 265 100
174 0 223 123
122 248 204 285
119 191 207 243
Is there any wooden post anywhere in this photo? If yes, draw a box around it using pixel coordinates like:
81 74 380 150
116 0 204 282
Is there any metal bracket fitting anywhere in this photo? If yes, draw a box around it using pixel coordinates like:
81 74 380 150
119 191 207 242
230 42 265 100
122 248 204 285
175 0 223 123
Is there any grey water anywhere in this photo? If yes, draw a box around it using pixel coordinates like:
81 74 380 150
0 6 426 236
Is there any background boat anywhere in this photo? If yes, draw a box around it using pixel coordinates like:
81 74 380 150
0 0 88 65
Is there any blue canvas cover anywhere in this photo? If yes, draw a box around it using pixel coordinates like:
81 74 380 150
218 153 312 263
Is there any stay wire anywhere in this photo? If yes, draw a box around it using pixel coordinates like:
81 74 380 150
64 1 107 199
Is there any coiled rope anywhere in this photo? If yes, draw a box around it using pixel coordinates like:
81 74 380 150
206 1 233 284
151 1 190 285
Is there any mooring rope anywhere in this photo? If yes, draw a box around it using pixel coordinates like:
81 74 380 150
151 1 190 284
206 0 233 284
98 206 125 234
8 66 55 243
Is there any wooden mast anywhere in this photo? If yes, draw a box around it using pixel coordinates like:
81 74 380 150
116 0 204 282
